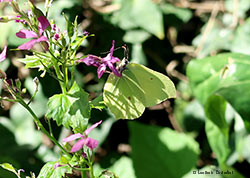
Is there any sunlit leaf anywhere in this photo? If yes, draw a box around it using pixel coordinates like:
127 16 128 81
129 122 200 178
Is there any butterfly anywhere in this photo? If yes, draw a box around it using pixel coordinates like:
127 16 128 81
103 45 176 119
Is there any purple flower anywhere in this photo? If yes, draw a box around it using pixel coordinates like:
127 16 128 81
63 120 102 152
0 46 7 62
78 40 122 78
16 16 50 50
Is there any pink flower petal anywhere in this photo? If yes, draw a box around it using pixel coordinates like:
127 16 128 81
78 55 101 67
0 46 7 62
18 36 48 50
84 120 102 136
18 39 39 50
97 64 106 79
63 133 84 142
36 36 49 43
70 139 86 153
109 40 115 57
16 30 37 39
106 62 121 77
38 16 50 35
85 137 98 150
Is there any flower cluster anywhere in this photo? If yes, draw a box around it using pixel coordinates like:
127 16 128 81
78 40 122 78
16 16 50 50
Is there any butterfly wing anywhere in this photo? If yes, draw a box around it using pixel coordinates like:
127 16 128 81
103 69 145 119
103 63 176 119
127 63 176 107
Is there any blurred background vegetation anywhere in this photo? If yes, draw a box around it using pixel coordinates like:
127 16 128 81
1 0 250 177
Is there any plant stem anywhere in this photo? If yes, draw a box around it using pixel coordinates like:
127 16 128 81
18 99 71 158
81 164 87 178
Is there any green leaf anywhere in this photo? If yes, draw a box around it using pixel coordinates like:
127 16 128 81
231 18 250 54
104 63 176 119
187 53 250 129
46 93 71 128
46 83 90 132
160 3 192 23
37 161 72 178
71 35 87 51
205 95 230 166
94 156 136 178
18 54 52 77
129 122 200 178
66 82 91 133
123 30 151 44
111 0 164 39
90 95 106 111
131 43 147 65
63 13 74 38
0 163 17 175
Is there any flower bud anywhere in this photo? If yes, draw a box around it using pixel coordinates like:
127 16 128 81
0 16 16 23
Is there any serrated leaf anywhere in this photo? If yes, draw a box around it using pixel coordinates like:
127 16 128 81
46 83 91 132
46 94 71 128
66 82 91 133
37 161 72 178
129 122 199 178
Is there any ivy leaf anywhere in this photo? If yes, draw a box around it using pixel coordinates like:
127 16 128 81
129 122 199 178
205 95 231 167
187 53 250 130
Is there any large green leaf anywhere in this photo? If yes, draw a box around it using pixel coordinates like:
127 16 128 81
205 95 230 167
94 156 136 178
129 122 199 178
46 82 90 132
187 53 250 129
111 0 164 39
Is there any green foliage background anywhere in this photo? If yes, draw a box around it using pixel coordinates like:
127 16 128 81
0 0 250 177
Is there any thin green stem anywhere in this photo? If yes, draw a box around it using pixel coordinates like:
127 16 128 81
49 53 67 94
80 163 87 178
47 118 54 137
18 99 71 158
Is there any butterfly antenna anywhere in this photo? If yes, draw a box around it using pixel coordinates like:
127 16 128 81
100 46 122 55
